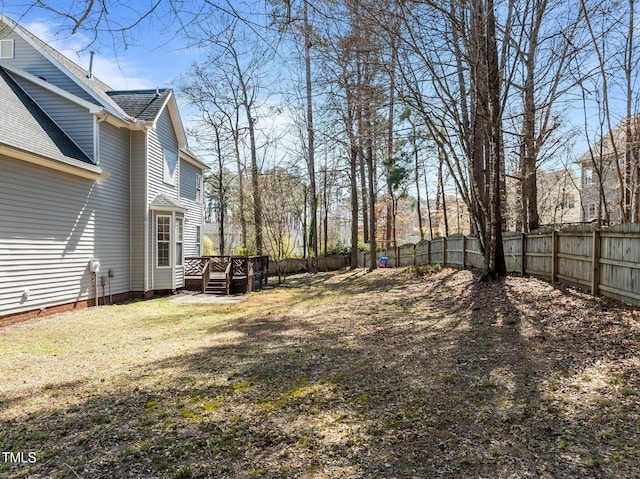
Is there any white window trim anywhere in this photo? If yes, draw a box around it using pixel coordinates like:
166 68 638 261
196 173 203 203
584 168 594 187
0 39 14 59
175 217 184 267
156 215 172 269
163 150 178 186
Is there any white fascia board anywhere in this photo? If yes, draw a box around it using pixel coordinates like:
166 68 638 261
3 64 136 130
0 15 125 119
179 148 209 171
0 143 109 180
167 93 189 148
1 62 102 113
151 91 188 149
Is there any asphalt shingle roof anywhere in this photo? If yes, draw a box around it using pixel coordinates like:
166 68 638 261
1 15 130 119
150 193 187 211
107 89 172 122
0 67 97 170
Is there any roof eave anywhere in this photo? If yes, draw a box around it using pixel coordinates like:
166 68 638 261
179 148 209 171
163 92 188 149
1 63 103 113
0 14 127 118
0 143 108 180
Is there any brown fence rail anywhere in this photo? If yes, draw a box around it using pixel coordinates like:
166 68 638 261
365 224 640 307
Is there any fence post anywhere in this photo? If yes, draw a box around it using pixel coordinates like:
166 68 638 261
427 240 431 265
443 237 448 267
551 230 558 282
521 233 526 276
591 230 600 296
462 235 466 268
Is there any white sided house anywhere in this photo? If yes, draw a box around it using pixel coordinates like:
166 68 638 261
0 15 208 321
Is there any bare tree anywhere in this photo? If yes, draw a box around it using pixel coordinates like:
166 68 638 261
261 166 305 280
194 21 266 254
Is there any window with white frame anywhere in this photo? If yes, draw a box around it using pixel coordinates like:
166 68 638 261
0 39 14 59
584 168 593 187
157 215 171 267
163 150 178 186
588 203 597 218
196 173 202 203
196 226 201 256
175 217 184 266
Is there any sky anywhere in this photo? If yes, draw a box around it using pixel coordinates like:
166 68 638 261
0 0 626 171
0 2 199 90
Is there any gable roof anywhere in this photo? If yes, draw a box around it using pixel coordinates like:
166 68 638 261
1 14 205 171
0 67 103 178
106 89 172 122
0 13 129 119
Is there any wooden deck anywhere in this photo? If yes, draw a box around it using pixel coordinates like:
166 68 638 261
184 256 269 295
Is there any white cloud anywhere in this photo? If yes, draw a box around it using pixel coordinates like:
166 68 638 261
24 20 154 90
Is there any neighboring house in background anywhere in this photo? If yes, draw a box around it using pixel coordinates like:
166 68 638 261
0 14 208 321
505 168 581 231
537 168 581 226
577 114 640 223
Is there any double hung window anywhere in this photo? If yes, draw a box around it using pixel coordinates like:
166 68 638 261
157 216 171 267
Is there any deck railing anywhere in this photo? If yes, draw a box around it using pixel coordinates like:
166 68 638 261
184 255 269 294
184 257 210 292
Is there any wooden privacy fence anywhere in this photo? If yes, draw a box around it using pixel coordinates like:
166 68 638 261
273 256 351 276
360 224 640 306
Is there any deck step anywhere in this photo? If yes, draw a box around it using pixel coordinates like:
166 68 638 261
205 279 228 294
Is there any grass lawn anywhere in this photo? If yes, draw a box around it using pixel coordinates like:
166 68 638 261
1 268 639 478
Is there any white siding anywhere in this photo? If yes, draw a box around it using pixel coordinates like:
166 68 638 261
180 159 205 258
11 75 95 159
93 122 131 297
0 155 96 315
0 30 95 103
130 130 147 292
0 121 131 316
147 109 182 290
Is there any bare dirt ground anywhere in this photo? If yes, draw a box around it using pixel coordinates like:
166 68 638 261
1 267 639 479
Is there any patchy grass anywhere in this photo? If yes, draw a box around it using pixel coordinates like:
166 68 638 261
1 268 640 478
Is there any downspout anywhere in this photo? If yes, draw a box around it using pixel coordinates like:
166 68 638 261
172 211 176 291
95 111 108 163
93 112 108 307
144 127 150 294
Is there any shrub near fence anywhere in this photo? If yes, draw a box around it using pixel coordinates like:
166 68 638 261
364 224 640 307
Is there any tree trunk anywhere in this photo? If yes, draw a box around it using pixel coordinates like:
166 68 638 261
214 124 225 255
233 130 247 252
367 140 377 271
304 0 318 271
413 129 425 241
350 146 359 268
485 0 507 277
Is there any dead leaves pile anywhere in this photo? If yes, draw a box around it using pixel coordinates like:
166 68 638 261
1 267 639 478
